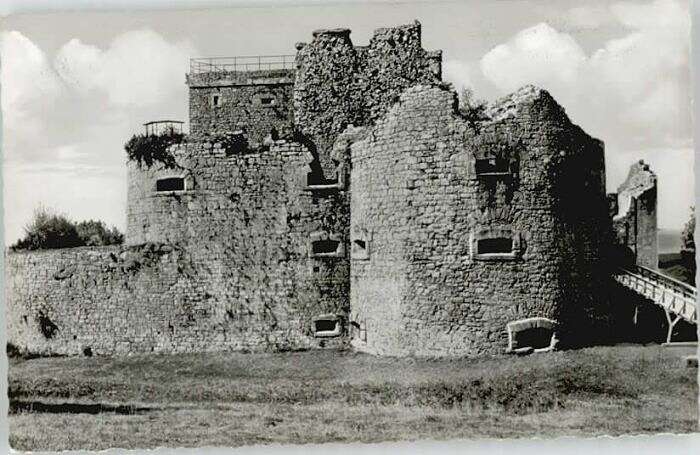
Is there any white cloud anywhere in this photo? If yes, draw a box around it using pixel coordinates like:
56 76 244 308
2 29 196 242
480 23 586 94
54 30 195 106
0 31 66 158
442 59 474 92
479 0 690 153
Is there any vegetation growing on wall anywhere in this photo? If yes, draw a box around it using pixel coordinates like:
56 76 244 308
196 131 249 155
11 207 123 251
124 132 184 168
458 87 488 123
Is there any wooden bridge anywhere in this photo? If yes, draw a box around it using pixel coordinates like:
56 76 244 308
614 265 697 343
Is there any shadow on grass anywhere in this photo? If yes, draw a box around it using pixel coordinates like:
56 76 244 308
10 400 154 415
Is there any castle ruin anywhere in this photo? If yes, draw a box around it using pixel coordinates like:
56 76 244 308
6 21 658 357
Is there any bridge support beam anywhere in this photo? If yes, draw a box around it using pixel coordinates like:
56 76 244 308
664 309 682 344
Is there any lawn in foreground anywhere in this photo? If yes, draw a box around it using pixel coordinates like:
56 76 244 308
8 344 698 451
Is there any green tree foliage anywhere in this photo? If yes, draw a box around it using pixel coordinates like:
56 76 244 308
124 131 184 168
11 206 124 251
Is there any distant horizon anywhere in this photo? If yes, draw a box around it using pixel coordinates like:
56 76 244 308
2 0 693 242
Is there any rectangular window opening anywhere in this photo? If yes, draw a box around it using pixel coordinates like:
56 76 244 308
212 95 221 107
477 237 513 254
315 319 337 332
514 327 553 350
313 316 342 338
312 239 341 255
307 172 339 187
156 177 185 192
475 157 509 176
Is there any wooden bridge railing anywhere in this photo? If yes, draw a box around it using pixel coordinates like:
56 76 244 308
613 265 697 343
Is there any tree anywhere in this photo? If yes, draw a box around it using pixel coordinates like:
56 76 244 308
11 206 124 251
458 87 488 122
11 206 82 251
681 206 695 251
680 206 696 285
75 220 125 246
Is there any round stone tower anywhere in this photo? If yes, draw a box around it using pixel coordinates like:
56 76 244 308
349 84 610 357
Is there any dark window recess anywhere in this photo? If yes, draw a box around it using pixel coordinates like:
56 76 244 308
513 327 553 350
475 157 510 175
212 95 220 107
156 177 185 192
477 237 513 254
353 239 366 251
312 238 341 255
260 96 275 105
314 319 338 333
307 172 338 187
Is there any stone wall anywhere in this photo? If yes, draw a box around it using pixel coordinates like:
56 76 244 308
187 69 295 145
349 84 611 357
6 244 317 356
294 21 441 176
6 139 352 357
127 138 350 337
612 161 658 269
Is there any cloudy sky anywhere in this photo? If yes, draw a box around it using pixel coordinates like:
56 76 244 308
1 0 693 243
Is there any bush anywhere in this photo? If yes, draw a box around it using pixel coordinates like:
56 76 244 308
10 207 124 251
75 220 124 246
124 132 184 168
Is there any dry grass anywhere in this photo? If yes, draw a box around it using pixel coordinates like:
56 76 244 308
8 344 698 451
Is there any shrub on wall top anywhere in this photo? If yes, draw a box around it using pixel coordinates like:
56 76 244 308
124 132 184 168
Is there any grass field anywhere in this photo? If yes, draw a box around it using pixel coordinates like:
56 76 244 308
8 344 699 451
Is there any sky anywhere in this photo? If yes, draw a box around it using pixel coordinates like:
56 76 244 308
0 0 693 243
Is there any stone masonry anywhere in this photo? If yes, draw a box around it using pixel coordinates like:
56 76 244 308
349 85 610 356
611 160 658 270
6 21 618 357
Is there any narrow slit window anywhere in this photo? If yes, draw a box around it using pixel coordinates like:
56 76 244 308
156 177 185 192
212 94 221 107
475 157 509 175
477 237 512 254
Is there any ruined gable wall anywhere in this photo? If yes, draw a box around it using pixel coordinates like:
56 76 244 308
294 21 441 176
350 85 610 357
187 69 295 145
612 161 658 269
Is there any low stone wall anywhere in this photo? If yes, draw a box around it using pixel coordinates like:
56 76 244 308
6 239 346 357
